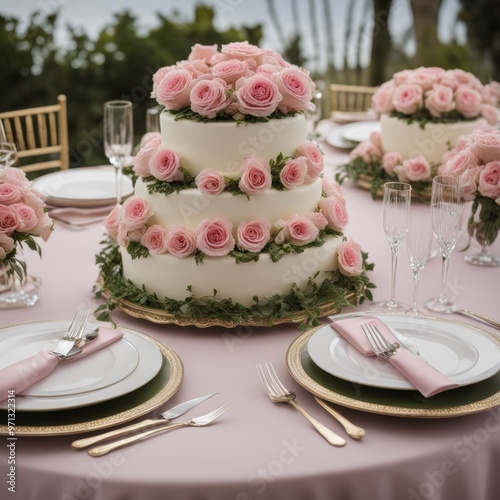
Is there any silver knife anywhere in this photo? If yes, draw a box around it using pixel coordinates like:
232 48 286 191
71 392 218 449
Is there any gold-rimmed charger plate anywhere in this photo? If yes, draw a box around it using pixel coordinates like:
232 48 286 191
286 323 500 418
0 330 183 436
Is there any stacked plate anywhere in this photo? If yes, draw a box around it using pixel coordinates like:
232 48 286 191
326 121 381 149
286 312 500 417
0 321 183 435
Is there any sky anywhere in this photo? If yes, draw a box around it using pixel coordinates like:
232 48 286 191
0 0 466 71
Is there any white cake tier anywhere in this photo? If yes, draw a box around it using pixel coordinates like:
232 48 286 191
121 236 341 307
380 114 484 164
136 177 323 232
160 112 307 176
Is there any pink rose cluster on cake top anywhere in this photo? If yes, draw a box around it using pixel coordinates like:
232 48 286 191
99 42 372 323
338 67 499 198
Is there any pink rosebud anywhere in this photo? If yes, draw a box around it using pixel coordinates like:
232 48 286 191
179 60 212 78
11 203 38 233
279 157 307 189
321 178 345 202
234 75 282 117
195 169 225 195
121 196 153 231
197 218 235 256
165 225 197 258
140 132 161 148
141 225 169 254
188 43 218 62
274 67 314 113
0 205 18 234
478 161 500 199
0 232 14 260
285 215 319 246
256 64 282 77
149 146 183 182
303 212 328 230
31 211 52 242
349 140 382 163
401 156 432 182
392 84 423 115
296 142 324 182
156 69 193 110
481 104 499 126
237 219 272 252
128 226 147 243
469 130 500 164
238 156 272 195
211 59 249 85
133 135 162 177
103 204 122 241
381 152 403 176
425 84 455 117
455 86 482 118
318 196 349 232
190 78 229 119
370 131 383 150
337 238 363 277
0 183 21 205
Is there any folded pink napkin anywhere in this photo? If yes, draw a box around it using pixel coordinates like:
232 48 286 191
0 326 123 402
48 205 115 226
330 316 459 397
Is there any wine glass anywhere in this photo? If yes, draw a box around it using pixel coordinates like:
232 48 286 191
372 182 412 310
406 211 433 316
103 100 133 204
146 105 162 133
425 175 465 313
0 141 18 170
306 89 323 143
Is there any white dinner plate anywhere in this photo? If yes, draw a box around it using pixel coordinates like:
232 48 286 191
325 128 358 149
307 313 500 390
0 321 163 411
32 166 134 207
340 121 381 144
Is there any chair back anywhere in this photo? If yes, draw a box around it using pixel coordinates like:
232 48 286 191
329 84 377 113
0 95 69 173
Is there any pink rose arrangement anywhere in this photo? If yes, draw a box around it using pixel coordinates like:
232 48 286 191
440 125 500 248
152 42 315 119
372 67 497 125
0 167 53 281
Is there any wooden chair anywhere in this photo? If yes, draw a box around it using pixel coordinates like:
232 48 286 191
329 84 378 113
0 95 69 173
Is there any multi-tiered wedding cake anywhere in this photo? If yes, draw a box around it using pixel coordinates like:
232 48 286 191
101 42 371 326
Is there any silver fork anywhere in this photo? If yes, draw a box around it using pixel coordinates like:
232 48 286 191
361 322 399 360
87 403 231 457
257 363 346 447
49 305 90 360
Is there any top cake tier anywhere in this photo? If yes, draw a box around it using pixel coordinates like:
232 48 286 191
160 112 307 176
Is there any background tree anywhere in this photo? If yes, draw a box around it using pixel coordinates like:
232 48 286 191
368 0 393 85
410 0 444 67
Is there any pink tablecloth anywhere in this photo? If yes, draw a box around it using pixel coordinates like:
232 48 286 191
0 127 499 500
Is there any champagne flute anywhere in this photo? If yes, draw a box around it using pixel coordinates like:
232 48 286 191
146 105 162 133
406 211 433 316
372 182 412 310
306 89 323 142
103 100 133 204
425 175 465 313
0 141 18 170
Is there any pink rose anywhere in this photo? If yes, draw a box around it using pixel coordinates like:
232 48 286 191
382 152 403 175
221 41 264 64
321 178 345 202
454 135 473 152
140 132 161 148
274 68 314 113
103 204 121 240
393 165 410 182
0 205 18 234
478 161 500 199
285 216 319 246
407 67 438 91
442 149 478 177
165 225 197 258
469 131 500 164
303 212 328 230
0 167 29 188
261 48 290 67
149 146 183 182
190 78 229 118
141 225 169 254
133 135 162 177
237 219 271 252
459 169 479 201
0 183 21 205
211 59 249 85
372 81 395 114
481 104 499 126
188 43 218 62
256 64 282 77
128 226 147 244
337 238 363 277
450 69 483 91
151 65 175 97
117 223 129 248
350 140 382 162
156 69 193 110
486 81 500 104
318 196 349 232
436 72 459 90
179 60 211 78
193 169 224 195
238 156 272 194
296 142 324 182
401 156 432 182
31 211 52 242
455 86 482 118
196 218 235 256
370 131 383 150
121 196 153 231
425 84 455 117
392 84 423 115
11 203 38 232
234 75 282 117
279 157 307 189
0 232 14 260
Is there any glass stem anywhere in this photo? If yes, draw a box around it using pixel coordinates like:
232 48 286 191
115 164 123 204
411 271 420 313
389 247 399 305
438 255 450 305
